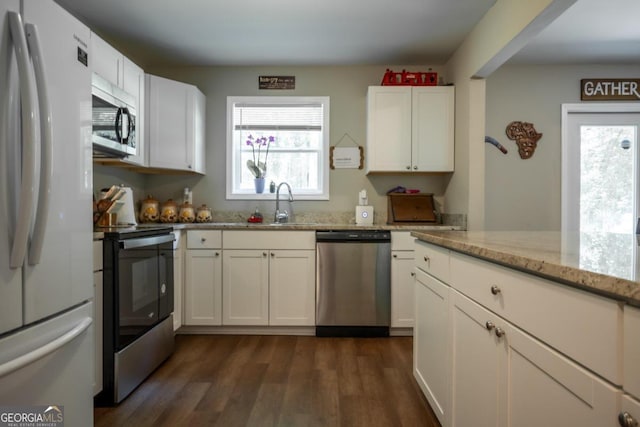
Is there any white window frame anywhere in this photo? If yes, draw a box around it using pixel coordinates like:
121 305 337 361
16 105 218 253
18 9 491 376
561 102 640 233
226 96 330 200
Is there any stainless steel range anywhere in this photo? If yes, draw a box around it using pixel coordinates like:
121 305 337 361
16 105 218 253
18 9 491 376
96 226 175 405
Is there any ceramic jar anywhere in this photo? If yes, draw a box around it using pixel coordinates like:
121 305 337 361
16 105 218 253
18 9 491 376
179 202 196 223
196 204 212 223
139 195 160 223
160 199 178 223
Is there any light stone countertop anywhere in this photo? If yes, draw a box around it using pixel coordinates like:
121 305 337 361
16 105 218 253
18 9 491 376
411 230 640 307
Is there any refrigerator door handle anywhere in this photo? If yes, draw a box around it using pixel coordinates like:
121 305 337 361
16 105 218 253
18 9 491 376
25 22 52 266
0 317 92 378
7 12 37 269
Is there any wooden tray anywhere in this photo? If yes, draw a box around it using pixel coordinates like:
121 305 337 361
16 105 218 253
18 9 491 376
387 193 437 224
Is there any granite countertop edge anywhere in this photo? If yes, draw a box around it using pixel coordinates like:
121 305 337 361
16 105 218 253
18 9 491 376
411 230 640 308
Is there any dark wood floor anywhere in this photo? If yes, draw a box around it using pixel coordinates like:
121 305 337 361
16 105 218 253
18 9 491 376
94 334 440 427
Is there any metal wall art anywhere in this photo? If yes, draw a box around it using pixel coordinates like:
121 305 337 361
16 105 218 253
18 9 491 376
505 121 542 159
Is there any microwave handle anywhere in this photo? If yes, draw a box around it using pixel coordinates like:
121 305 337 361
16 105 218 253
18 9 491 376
115 107 123 142
25 22 52 266
122 107 132 142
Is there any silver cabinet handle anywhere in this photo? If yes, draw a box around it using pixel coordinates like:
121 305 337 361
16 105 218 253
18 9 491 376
495 327 505 338
406 165 411 170
201 237 206 242
214 252 220 257
491 285 501 295
485 321 495 331
423 256 430 262
270 252 275 257
619 412 639 427
263 252 267 257
393 254 397 258
413 165 418 170
410 272 416 277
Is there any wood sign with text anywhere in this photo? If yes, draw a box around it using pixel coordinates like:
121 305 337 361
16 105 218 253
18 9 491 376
259 76 295 90
581 79 640 101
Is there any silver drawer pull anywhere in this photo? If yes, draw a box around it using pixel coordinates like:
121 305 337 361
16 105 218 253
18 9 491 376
201 237 206 243
495 327 505 338
485 321 495 331
619 412 639 427
490 285 501 295
423 256 430 262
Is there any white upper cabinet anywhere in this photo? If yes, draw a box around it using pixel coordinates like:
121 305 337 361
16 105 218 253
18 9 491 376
90 33 146 166
146 74 206 174
366 86 454 173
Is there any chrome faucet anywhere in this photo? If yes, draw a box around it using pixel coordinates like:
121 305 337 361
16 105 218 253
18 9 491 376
274 182 294 223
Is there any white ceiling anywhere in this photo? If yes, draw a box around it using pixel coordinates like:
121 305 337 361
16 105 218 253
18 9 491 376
54 0 640 68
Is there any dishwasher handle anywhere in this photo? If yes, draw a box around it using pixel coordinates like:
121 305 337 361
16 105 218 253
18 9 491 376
316 230 391 243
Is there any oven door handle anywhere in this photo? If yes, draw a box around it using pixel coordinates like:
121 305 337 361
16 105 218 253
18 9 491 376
120 234 175 249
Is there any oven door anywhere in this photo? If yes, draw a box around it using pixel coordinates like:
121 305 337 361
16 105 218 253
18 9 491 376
116 236 173 350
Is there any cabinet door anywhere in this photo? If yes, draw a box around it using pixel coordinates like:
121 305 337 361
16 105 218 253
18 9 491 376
192 87 206 174
414 269 451 427
451 291 504 427
412 86 454 172
184 250 222 325
223 250 269 325
625 306 640 400
504 324 620 427
90 32 122 87
366 86 412 172
147 75 197 172
269 250 315 326
121 57 146 166
391 250 415 328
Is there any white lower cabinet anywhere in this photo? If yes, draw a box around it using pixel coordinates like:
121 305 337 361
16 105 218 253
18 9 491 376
222 250 269 325
414 240 623 427
221 231 316 327
221 248 315 326
451 290 620 427
269 250 315 326
184 231 222 326
414 269 451 427
391 250 415 327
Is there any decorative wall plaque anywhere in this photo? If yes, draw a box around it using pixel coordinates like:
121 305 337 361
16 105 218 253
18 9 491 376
581 79 640 101
505 121 542 159
258 76 295 90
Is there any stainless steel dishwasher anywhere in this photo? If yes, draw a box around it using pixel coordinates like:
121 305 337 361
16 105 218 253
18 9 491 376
315 230 391 337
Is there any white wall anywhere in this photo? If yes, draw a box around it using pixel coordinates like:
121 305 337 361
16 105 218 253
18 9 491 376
484 64 640 230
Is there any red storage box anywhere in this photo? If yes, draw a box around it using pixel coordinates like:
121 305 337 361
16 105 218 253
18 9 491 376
381 69 438 86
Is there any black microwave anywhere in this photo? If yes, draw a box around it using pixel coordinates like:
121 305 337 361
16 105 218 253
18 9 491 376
91 73 137 157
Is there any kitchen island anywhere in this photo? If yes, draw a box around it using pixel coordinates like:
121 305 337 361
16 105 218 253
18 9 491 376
411 230 640 307
410 230 640 427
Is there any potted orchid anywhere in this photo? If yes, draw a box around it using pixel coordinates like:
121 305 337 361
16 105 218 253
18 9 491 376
245 134 274 193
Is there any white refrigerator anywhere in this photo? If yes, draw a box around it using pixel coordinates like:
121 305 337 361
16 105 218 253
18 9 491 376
0 0 94 426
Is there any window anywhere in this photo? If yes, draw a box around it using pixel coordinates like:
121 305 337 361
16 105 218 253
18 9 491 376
226 96 330 200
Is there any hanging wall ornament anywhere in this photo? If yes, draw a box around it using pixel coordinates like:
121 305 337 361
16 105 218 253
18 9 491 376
505 121 542 159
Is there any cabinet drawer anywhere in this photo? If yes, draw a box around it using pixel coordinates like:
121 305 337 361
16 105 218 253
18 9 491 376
391 231 415 251
223 230 315 250
187 230 222 249
450 251 623 385
92 241 103 272
415 241 449 283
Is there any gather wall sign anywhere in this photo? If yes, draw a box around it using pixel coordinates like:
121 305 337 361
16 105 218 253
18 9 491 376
581 78 640 101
